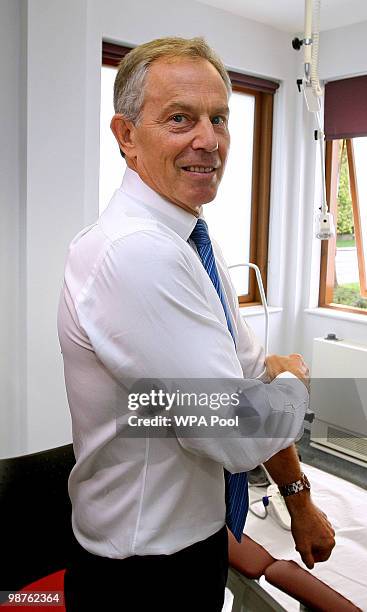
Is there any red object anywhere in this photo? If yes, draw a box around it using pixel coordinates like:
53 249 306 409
0 571 65 611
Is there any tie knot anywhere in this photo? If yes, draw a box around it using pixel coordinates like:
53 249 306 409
190 218 211 247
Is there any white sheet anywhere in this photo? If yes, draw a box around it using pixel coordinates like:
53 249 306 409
244 462 367 610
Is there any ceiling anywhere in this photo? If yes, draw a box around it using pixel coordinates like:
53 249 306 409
197 0 367 33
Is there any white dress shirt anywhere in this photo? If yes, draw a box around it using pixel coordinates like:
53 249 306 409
58 167 308 559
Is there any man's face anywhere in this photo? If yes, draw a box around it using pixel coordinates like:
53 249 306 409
116 57 230 215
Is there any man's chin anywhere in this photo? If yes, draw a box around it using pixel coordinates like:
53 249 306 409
189 193 218 208
184 186 219 207
167 186 219 215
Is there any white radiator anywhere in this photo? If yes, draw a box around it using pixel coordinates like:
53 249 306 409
310 336 367 466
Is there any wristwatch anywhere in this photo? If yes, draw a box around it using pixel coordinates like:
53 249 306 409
278 473 311 497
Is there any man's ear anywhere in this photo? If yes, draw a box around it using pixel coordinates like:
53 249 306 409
110 114 137 160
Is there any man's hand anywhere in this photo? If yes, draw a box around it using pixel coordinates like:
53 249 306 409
265 353 310 389
285 492 336 569
263 446 335 569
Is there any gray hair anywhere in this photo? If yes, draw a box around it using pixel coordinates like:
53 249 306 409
113 36 232 125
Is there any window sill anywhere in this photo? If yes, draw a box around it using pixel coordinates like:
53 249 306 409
240 305 283 318
304 306 367 324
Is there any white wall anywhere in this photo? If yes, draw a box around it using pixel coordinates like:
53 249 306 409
0 0 24 455
24 0 89 454
1 0 90 457
3 0 365 456
319 21 367 81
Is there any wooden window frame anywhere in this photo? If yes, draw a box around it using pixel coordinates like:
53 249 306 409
319 139 367 314
347 140 367 298
102 41 278 307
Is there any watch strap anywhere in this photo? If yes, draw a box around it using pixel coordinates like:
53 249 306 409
278 473 311 497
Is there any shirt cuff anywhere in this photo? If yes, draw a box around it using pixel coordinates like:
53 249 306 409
276 371 298 379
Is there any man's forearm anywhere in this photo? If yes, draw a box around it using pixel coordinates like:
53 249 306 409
263 443 302 485
263 444 312 511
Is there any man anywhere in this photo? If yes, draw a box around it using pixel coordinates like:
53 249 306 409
58 37 335 611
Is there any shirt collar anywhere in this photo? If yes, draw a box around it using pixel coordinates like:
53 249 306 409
118 167 199 241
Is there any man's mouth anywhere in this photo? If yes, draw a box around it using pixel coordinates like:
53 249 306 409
181 166 215 173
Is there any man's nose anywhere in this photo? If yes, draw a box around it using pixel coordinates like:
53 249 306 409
191 118 218 152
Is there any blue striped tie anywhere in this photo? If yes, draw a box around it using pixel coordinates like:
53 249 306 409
189 218 248 543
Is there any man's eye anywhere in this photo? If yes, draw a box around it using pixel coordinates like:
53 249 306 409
171 115 186 123
212 116 225 125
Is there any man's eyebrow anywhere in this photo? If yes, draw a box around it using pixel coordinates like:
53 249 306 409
160 101 230 116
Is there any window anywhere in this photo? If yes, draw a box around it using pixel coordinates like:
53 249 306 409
319 76 367 314
100 42 278 305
